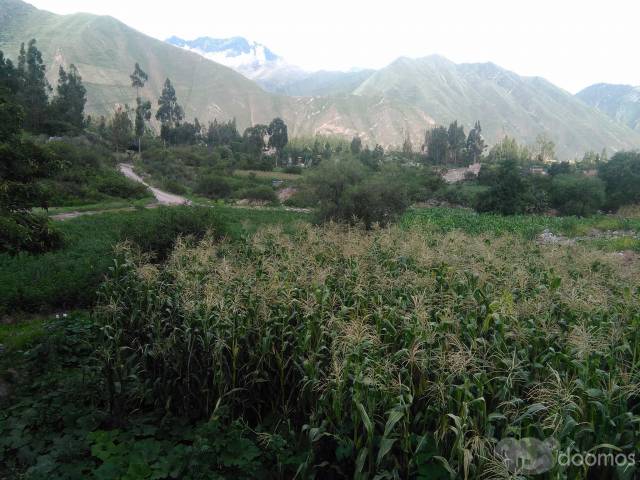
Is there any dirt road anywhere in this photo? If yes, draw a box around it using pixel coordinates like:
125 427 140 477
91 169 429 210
119 163 190 206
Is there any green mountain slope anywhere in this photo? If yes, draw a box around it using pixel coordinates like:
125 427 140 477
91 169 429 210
0 0 427 146
2 0 639 158
0 0 290 128
353 56 640 158
577 83 640 131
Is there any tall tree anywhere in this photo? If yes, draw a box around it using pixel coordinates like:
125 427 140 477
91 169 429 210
466 121 486 164
447 121 466 165
243 124 268 155
425 126 449 164
267 117 288 162
0 87 62 253
402 132 413 155
131 63 150 153
156 78 183 128
534 133 556 163
350 136 362 155
110 105 133 152
16 39 50 132
50 64 86 131
130 63 148 98
134 98 152 152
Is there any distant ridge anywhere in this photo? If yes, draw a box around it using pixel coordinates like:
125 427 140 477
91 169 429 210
1 0 639 157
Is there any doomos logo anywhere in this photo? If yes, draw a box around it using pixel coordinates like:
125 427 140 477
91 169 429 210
495 437 558 475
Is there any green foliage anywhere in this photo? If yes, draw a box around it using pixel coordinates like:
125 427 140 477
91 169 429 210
42 139 149 206
156 78 184 129
118 206 226 260
194 175 233 199
239 185 279 205
267 117 288 156
109 106 133 152
476 158 535 214
0 86 64 253
0 206 307 315
95 223 640 478
549 174 606 216
49 64 87 133
598 151 640 210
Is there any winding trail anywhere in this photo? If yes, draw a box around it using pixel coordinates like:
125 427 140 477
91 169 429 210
118 163 190 206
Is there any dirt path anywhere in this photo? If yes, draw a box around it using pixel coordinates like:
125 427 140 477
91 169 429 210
119 163 190 206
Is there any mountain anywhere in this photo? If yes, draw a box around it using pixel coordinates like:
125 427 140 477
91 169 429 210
577 83 640 131
352 56 640 157
166 35 375 97
2 0 639 157
165 36 285 79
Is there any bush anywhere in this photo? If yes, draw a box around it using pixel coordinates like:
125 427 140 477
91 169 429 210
549 174 605 216
240 185 279 204
119 206 226 259
0 213 64 255
194 175 232 199
283 165 302 175
598 151 640 210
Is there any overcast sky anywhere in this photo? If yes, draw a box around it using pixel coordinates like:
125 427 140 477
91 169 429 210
26 0 637 93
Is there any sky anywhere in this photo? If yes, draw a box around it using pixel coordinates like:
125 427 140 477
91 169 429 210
26 0 638 93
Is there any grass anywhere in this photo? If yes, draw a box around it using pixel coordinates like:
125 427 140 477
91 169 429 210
0 317 45 352
0 206 308 314
234 169 302 181
35 197 153 216
404 207 640 239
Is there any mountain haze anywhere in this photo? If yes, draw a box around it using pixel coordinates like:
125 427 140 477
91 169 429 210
577 83 640 132
2 0 640 157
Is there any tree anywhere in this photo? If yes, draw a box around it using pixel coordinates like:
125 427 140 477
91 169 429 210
267 118 288 161
307 159 408 228
50 64 86 131
350 136 362 155
487 136 531 164
549 174 605 216
0 88 62 253
110 105 133 152
466 121 486 164
243 124 268 155
134 98 152 151
402 132 413 155
130 63 148 98
476 158 534 215
156 78 184 140
534 133 556 163
425 126 449 164
131 63 150 153
447 121 466 165
16 39 50 132
598 151 640 210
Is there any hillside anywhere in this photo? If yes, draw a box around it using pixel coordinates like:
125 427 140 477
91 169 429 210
2 1 640 157
353 56 640 158
0 3 429 146
577 83 640 131
0 0 291 128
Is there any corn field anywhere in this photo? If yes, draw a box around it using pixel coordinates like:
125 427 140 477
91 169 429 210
96 224 640 479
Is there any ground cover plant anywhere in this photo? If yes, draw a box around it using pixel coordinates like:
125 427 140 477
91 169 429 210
0 206 307 314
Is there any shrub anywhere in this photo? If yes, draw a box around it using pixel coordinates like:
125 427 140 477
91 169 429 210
549 174 605 216
0 213 64 255
240 185 279 204
194 175 232 199
283 165 302 175
119 206 226 259
598 151 640 210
